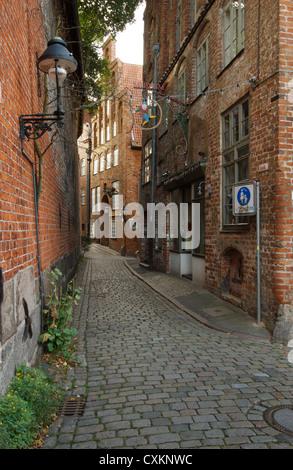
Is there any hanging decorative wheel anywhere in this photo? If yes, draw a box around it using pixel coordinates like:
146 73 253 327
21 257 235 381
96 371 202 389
131 96 162 131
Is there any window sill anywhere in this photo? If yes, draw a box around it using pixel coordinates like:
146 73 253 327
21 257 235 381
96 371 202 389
192 253 205 258
220 224 250 233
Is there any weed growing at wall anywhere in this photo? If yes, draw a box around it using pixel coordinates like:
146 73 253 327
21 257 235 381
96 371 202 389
0 365 63 449
40 268 82 360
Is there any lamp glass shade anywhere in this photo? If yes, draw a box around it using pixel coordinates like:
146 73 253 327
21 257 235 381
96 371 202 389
37 37 78 75
48 66 67 85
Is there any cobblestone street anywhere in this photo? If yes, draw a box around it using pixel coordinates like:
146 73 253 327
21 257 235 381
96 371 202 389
44 246 293 450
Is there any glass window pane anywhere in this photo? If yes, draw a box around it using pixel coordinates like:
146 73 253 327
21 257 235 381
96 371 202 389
225 165 235 186
242 100 249 137
223 150 234 164
223 115 230 148
237 158 249 181
238 144 249 159
232 107 239 143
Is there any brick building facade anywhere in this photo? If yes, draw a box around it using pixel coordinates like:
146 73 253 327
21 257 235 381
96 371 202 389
140 0 293 338
0 0 84 394
79 38 142 257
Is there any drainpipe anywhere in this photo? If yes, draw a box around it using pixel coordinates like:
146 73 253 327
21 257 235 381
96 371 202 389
149 43 160 269
257 0 261 84
85 122 92 238
20 140 44 333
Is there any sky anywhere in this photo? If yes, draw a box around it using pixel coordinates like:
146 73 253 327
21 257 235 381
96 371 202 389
115 2 145 65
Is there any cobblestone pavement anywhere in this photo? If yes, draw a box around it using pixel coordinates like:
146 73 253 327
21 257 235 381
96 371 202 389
43 247 293 449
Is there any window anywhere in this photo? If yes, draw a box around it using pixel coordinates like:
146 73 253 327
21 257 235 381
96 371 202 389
176 0 182 50
106 126 110 141
143 140 152 184
106 152 111 169
113 121 117 137
93 123 97 148
113 148 119 167
91 187 96 213
192 181 205 255
157 161 162 185
119 101 123 133
111 219 117 239
178 67 186 102
112 181 120 210
161 100 169 134
223 0 245 67
100 129 104 145
80 158 86 176
100 155 105 172
155 212 162 251
81 188 85 206
196 36 210 94
222 99 249 227
191 0 197 25
93 159 98 175
97 186 101 212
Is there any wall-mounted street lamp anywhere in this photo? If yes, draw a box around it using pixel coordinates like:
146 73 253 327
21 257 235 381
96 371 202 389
198 181 212 197
19 37 78 142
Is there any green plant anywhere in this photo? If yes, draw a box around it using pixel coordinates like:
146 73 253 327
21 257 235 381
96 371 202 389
81 235 93 255
40 268 81 359
8 364 63 426
0 393 36 449
0 364 64 449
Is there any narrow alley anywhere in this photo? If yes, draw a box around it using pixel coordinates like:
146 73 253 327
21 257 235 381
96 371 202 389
43 246 293 450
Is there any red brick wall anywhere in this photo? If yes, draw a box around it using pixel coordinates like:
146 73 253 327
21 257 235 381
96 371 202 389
0 0 81 394
141 0 293 330
273 0 293 311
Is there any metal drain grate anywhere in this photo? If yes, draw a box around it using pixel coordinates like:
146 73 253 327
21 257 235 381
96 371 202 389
58 396 86 417
263 405 293 436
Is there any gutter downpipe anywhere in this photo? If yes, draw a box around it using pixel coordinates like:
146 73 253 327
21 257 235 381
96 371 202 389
150 43 160 269
20 139 44 333
85 123 92 238
257 0 261 85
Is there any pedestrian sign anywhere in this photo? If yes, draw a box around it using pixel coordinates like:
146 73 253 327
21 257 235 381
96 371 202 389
233 181 256 216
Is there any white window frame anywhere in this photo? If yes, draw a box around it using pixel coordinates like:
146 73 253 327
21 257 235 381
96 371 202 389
106 152 111 169
111 219 117 239
93 158 98 175
97 186 101 213
196 35 210 94
80 158 86 176
100 155 105 172
81 188 85 206
112 181 120 210
143 140 152 184
223 0 245 67
222 98 250 227
113 148 119 167
91 187 96 213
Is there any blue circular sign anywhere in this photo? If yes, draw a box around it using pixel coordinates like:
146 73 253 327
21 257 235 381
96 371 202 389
237 187 251 206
